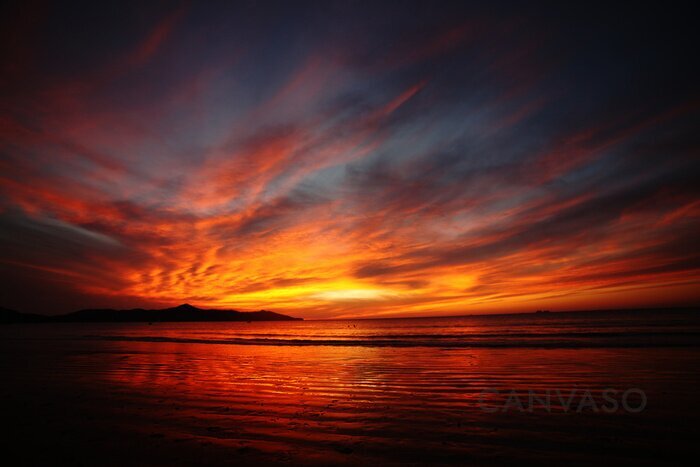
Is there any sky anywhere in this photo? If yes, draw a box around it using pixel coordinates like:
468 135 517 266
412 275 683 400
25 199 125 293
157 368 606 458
1 1 698 318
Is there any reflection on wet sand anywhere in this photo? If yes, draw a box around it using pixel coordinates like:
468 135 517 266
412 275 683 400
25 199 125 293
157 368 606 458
3 325 700 465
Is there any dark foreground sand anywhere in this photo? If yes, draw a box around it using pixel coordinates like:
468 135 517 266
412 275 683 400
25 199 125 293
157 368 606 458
2 325 700 466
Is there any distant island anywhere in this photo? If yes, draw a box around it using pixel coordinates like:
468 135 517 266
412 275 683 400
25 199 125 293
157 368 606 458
0 303 302 323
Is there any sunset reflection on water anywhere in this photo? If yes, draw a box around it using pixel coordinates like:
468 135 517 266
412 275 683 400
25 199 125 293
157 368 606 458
3 313 700 464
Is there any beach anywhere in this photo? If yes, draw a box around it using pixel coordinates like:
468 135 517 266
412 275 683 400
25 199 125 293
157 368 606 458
3 2 698 464
3 311 700 465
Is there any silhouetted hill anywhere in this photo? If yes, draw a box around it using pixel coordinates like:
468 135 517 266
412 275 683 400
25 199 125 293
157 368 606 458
0 304 302 323
0 307 46 323
55 303 302 322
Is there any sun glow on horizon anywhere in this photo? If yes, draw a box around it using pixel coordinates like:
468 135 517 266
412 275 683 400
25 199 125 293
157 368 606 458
311 288 398 301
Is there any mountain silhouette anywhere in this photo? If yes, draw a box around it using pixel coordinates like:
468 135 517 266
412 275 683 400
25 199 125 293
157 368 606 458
0 304 302 323
0 307 45 323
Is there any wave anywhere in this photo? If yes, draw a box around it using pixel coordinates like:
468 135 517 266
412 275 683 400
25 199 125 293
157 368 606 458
80 333 700 348
185 331 700 339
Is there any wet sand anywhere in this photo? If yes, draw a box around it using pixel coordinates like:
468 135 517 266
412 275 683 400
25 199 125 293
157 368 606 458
2 322 700 466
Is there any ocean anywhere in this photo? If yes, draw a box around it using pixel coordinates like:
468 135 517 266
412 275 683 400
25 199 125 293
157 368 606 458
2 309 700 465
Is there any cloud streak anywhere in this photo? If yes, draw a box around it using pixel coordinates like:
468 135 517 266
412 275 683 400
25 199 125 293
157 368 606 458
0 2 698 316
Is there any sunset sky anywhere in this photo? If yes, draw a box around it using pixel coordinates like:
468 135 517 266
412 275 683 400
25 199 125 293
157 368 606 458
1 2 698 317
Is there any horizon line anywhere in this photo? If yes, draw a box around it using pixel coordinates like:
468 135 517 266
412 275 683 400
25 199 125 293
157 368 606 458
4 303 699 321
